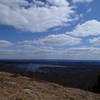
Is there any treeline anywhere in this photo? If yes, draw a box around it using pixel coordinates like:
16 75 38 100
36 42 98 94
92 75 100 93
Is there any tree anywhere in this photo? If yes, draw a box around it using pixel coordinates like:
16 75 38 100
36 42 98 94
92 75 100 93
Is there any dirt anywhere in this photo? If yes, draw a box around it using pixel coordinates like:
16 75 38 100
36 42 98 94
0 72 100 100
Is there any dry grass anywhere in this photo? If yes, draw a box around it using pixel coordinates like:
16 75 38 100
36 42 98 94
0 72 100 100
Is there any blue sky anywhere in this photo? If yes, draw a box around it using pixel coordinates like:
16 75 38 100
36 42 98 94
0 0 100 60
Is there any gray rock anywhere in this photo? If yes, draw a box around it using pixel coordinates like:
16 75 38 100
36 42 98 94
23 88 33 94
8 81 17 85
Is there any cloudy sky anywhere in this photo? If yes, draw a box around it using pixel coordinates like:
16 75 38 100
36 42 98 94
0 0 100 60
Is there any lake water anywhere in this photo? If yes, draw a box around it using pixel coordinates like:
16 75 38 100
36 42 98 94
8 63 65 72
2 59 100 72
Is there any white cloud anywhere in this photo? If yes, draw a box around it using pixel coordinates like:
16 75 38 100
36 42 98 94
62 47 100 60
17 40 34 45
0 34 82 49
47 0 68 6
1 47 100 60
17 44 34 48
87 8 92 13
0 46 58 59
0 39 100 60
19 34 82 46
0 40 13 47
89 37 100 46
0 50 34 59
0 40 34 48
72 0 93 3
36 34 82 46
0 0 74 32
0 0 29 7
66 20 100 37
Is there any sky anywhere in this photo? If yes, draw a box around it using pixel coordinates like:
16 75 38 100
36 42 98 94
0 0 100 60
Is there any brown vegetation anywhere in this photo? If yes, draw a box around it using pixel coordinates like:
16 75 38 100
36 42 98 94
0 64 100 100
